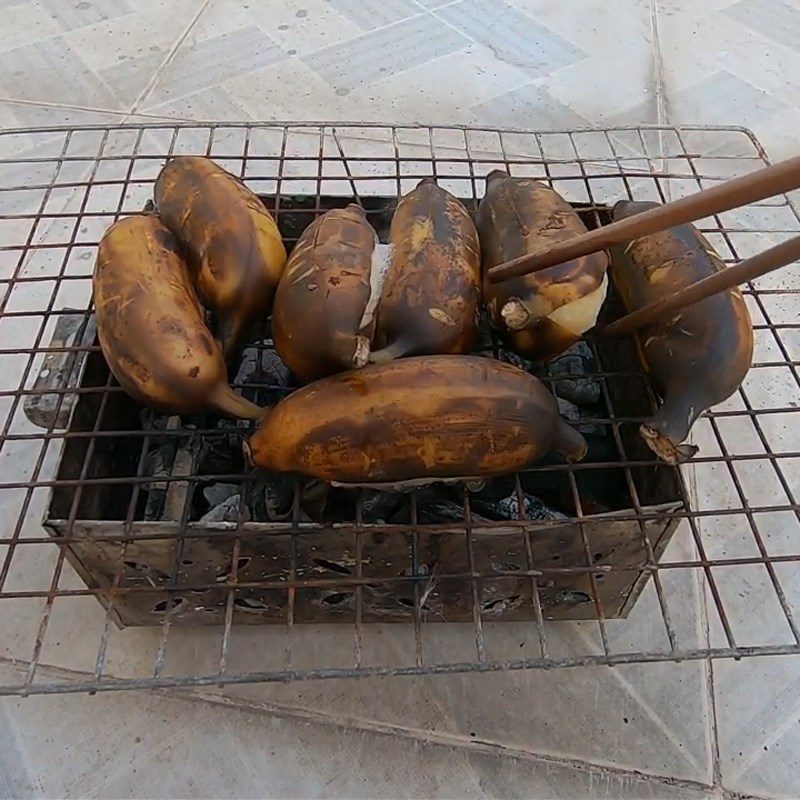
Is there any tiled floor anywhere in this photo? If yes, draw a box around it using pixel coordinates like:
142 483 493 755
2 0 800 797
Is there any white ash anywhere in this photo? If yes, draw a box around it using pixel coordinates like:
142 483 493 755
202 483 239 507
199 494 250 523
472 492 567 522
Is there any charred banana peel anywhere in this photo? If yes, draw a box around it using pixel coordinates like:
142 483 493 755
370 179 481 363
155 156 287 359
273 204 383 382
477 170 609 361
245 355 587 485
94 215 265 421
612 200 754 464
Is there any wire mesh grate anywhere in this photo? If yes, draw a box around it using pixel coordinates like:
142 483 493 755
1 122 799 697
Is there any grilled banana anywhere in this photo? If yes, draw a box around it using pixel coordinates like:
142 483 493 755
477 170 608 361
273 204 380 382
612 200 754 464
370 179 481 363
94 215 264 420
245 355 587 484
154 156 287 358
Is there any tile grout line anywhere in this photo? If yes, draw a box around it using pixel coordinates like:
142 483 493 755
0 656 717 794
142 685 720 794
429 0 586 77
410 0 461 10
0 96 190 124
304 9 428 56
656 0 718 784
648 0 669 186
0 703 45 796
125 0 214 119
650 5 717 789
0 97 127 116
729 693 800 783
570 623 704 774
686 430 721 788
648 0 668 127
707 656 724 792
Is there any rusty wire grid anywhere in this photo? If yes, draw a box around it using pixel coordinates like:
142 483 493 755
1 122 799 697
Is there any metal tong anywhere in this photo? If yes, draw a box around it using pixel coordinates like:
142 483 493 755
485 154 800 337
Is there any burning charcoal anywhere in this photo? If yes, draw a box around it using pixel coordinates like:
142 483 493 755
472 491 567 523
266 475 296 520
199 494 250 523
507 353 535 371
199 438 237 475
199 419 249 475
473 322 536 371
417 499 493 525
547 342 601 406
249 474 295 521
557 397 604 437
143 441 177 520
300 479 329 521
215 417 255 439
141 416 182 519
472 317 497 357
249 475 327 522
144 444 175 483
203 482 239 507
140 410 180 435
359 489 403 523
163 427 197 521
24 311 97 431
468 476 517 501
235 339 291 404
417 498 464 523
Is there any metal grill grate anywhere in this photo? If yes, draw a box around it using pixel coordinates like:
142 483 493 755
1 122 799 697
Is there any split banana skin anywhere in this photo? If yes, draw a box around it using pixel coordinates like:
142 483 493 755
92 157 753 483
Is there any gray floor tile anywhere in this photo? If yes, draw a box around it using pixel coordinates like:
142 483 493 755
120 27 286 110
188 0 363 57
0 100 125 130
325 0 421 30
142 85 254 121
338 42 533 126
1 2 62 53
204 58 342 121
59 0 203 77
724 0 800 54
0 39 121 110
471 82 591 130
303 13 468 95
0 662 715 799
436 0 587 78
35 0 135 33
0 502 711 783
714 655 800 797
667 70 787 127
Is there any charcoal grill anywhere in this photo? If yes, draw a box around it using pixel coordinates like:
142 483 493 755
1 122 799 697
